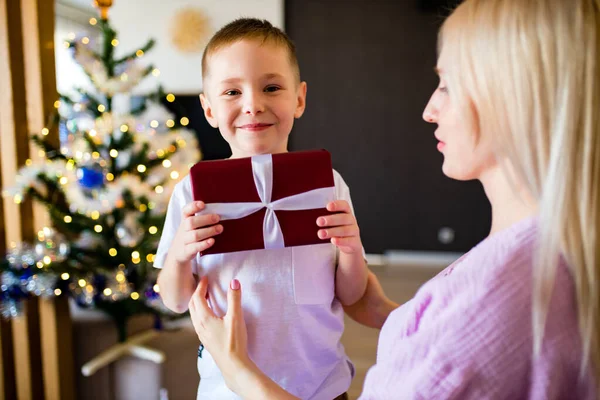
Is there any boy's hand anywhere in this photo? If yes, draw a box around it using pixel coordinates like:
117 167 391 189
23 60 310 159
172 201 223 264
316 200 362 254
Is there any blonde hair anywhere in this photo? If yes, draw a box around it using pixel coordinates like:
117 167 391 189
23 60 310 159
201 18 300 84
441 0 600 379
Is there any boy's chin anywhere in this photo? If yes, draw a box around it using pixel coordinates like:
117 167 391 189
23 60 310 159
232 142 288 157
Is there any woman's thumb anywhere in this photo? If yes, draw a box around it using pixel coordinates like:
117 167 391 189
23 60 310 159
227 279 243 318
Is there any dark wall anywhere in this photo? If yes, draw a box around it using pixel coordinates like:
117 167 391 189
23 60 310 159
285 0 490 253
417 0 463 14
162 97 231 160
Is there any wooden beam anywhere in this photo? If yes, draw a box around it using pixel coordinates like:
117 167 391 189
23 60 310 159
0 76 15 399
0 161 15 400
39 297 75 400
0 320 16 400
21 0 77 399
21 1 75 398
0 0 34 246
11 300 43 400
0 0 62 398
21 0 58 228
2 0 76 397
0 1 40 399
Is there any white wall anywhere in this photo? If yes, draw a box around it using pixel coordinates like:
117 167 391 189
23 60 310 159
55 0 284 95
109 0 284 94
55 11 99 95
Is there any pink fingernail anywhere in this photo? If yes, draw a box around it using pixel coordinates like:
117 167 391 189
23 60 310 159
230 279 240 290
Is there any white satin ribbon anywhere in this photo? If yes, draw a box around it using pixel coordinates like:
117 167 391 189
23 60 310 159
202 154 335 249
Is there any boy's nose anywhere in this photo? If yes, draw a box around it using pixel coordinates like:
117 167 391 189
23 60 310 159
243 93 265 115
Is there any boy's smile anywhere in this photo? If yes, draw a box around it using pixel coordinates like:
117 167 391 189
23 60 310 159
200 39 307 159
238 122 273 132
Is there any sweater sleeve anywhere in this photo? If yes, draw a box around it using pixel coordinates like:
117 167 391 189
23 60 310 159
359 252 535 399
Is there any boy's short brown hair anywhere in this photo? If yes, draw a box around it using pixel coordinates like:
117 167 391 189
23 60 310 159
201 18 301 84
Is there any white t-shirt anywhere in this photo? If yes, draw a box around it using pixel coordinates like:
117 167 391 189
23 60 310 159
154 170 358 400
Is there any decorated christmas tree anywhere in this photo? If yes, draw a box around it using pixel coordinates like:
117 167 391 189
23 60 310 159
0 8 200 341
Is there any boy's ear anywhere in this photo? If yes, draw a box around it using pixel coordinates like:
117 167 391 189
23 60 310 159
199 92 218 128
294 81 307 119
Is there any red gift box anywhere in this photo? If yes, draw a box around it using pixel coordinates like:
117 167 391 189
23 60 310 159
189 150 336 255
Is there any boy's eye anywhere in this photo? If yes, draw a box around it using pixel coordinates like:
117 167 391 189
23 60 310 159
438 86 448 94
224 90 241 96
264 85 280 93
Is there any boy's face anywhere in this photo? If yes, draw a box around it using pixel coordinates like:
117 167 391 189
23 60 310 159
200 39 307 159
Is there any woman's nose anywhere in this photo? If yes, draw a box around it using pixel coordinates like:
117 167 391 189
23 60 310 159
422 104 437 123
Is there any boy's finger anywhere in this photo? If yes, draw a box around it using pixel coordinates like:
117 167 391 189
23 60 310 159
187 213 220 231
186 238 216 257
318 225 359 239
185 224 223 244
326 200 350 213
183 201 205 217
226 279 243 320
316 213 354 228
331 236 361 250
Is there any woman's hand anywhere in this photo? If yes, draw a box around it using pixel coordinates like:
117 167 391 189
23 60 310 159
188 277 300 399
188 277 250 391
343 270 399 329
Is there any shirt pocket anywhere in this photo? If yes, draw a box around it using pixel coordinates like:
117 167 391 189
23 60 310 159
292 243 336 305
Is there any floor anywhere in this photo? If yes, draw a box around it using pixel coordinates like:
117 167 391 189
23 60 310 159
340 264 442 399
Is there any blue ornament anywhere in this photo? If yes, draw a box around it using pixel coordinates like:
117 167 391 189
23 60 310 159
77 165 105 189
19 268 33 281
2 283 27 300
145 282 159 300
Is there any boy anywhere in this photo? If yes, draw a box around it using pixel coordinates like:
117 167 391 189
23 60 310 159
155 18 368 400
